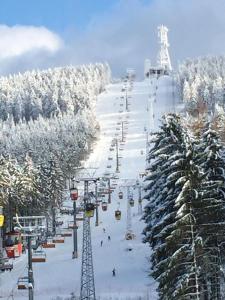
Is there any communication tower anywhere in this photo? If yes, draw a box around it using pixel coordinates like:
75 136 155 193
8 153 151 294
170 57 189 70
157 25 172 71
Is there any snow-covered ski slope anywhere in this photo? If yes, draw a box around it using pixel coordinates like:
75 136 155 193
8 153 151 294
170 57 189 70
1 75 177 300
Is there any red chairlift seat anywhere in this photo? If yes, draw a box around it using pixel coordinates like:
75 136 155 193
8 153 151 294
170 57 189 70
70 187 78 201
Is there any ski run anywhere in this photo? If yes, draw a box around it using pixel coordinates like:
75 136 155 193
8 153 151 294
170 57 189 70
1 75 177 299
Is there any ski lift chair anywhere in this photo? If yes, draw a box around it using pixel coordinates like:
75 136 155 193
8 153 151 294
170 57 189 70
42 238 56 248
129 198 135 207
0 258 13 272
85 203 95 218
32 250 46 263
118 192 123 199
52 236 65 244
61 230 72 237
17 276 28 289
115 210 121 220
102 202 108 211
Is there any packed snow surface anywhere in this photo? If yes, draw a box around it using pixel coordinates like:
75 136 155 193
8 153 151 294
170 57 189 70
1 75 177 299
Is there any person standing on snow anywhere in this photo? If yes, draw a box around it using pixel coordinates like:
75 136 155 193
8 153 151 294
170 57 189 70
112 268 116 277
100 240 103 247
108 235 111 241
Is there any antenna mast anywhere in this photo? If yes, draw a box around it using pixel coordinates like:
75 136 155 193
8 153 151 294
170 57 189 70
157 25 172 71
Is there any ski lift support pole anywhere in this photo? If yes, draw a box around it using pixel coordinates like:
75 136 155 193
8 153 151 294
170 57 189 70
121 121 124 142
95 181 99 226
79 177 99 300
125 88 128 111
28 235 34 300
0 206 4 269
13 215 46 300
119 179 138 239
107 178 111 204
116 139 119 173
71 178 78 259
126 186 132 234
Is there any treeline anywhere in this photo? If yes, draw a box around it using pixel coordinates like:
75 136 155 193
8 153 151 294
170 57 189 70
0 63 110 175
0 63 111 228
0 64 110 122
177 56 225 113
143 114 225 299
0 155 64 231
0 110 97 175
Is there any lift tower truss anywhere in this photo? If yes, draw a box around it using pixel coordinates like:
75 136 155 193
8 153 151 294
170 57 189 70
80 179 96 300
157 25 172 71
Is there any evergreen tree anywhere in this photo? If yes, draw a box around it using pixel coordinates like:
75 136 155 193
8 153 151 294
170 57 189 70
143 114 189 299
143 115 225 299
195 125 225 299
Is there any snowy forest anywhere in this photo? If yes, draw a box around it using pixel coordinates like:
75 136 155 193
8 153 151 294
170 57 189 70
143 113 225 299
0 63 111 226
177 56 225 115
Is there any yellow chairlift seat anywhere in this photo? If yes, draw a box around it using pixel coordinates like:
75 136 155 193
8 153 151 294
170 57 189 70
85 203 95 218
115 210 121 220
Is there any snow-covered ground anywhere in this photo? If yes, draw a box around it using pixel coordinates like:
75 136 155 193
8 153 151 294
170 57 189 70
0 75 177 300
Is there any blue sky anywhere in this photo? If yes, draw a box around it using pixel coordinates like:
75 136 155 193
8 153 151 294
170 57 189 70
0 0 120 33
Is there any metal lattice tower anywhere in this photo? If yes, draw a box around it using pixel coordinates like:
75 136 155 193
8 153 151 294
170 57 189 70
157 25 172 71
80 181 96 300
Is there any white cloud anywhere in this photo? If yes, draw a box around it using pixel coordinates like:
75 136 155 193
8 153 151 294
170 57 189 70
0 25 62 60
63 0 225 77
1 0 225 77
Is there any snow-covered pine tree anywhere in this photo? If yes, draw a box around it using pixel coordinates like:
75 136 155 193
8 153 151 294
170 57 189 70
163 136 206 299
45 158 64 235
143 114 188 298
143 114 225 299
0 157 27 230
194 124 225 299
19 154 41 216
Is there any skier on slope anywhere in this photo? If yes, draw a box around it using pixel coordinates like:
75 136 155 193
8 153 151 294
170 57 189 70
101 240 103 247
108 235 111 241
112 268 116 277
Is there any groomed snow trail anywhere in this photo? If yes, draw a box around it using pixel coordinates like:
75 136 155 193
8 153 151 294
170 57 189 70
1 75 176 300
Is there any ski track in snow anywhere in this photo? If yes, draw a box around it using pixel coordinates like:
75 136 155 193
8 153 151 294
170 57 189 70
1 76 176 300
